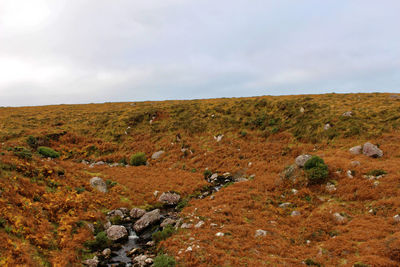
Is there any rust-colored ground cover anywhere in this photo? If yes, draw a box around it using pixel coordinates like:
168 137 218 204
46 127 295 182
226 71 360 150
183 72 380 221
1 93 400 266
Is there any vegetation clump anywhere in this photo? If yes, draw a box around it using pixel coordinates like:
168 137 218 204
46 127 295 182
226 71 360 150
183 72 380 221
153 254 176 267
12 147 32 160
152 225 176 243
304 156 329 185
84 231 110 251
37 146 60 158
130 152 147 166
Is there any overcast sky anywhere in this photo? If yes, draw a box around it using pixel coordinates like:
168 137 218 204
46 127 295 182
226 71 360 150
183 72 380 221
0 0 399 106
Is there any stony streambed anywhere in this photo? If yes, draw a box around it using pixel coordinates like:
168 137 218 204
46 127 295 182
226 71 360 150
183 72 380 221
83 172 250 267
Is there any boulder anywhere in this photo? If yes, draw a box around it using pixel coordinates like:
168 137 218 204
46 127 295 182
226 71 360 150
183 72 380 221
106 225 128 241
349 145 362 155
295 154 312 167
133 209 160 233
130 208 146 219
151 150 165 159
89 177 107 193
362 142 383 158
158 192 181 205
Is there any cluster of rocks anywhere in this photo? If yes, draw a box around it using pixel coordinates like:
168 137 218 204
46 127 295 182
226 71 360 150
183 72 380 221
82 160 125 168
349 142 383 158
84 192 183 267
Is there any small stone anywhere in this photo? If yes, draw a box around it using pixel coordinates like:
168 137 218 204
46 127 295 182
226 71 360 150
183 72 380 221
394 214 400 223
153 190 159 197
342 111 353 117
333 212 346 223
215 232 224 237
144 258 153 264
185 246 193 252
373 181 380 187
146 241 155 246
102 248 111 258
291 211 301 217
103 221 111 230
291 189 298 195
195 221 205 228
214 134 224 142
300 107 305 113
346 170 353 179
181 223 193 229
326 183 336 192
324 123 331 130
151 150 165 159
349 145 362 155
279 202 291 208
83 257 99 267
254 229 267 237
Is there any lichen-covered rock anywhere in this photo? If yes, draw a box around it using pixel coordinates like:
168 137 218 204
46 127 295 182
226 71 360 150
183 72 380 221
83 256 99 267
151 150 165 159
130 208 146 219
89 177 107 193
133 209 160 233
295 154 312 167
362 142 383 158
349 145 362 155
106 225 128 241
158 192 181 205
160 218 176 228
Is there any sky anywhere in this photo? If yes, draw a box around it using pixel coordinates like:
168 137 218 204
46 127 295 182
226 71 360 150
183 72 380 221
0 0 399 106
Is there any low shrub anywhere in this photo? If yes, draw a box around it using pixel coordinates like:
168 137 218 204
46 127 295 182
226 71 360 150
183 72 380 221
304 156 328 185
153 254 176 267
84 231 110 251
130 152 147 166
203 169 212 179
38 146 60 158
13 147 32 160
152 225 175 243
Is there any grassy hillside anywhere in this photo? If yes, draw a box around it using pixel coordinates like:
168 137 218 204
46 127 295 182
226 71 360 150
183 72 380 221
1 93 400 266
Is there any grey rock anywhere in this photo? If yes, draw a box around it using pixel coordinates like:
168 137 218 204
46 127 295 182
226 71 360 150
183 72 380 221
349 145 362 155
133 209 160 233
346 170 354 179
325 183 337 192
324 123 331 130
362 142 383 158
295 154 312 167
89 177 107 193
130 208 146 219
215 232 224 237
83 257 99 267
180 223 193 229
342 111 353 117
394 214 400 223
106 225 128 241
255 229 268 237
158 192 181 205
102 248 111 258
151 150 165 159
333 212 346 223
291 211 301 217
160 218 176 228
282 164 298 180
194 221 205 228
103 221 112 230
279 202 291 208
351 161 360 166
